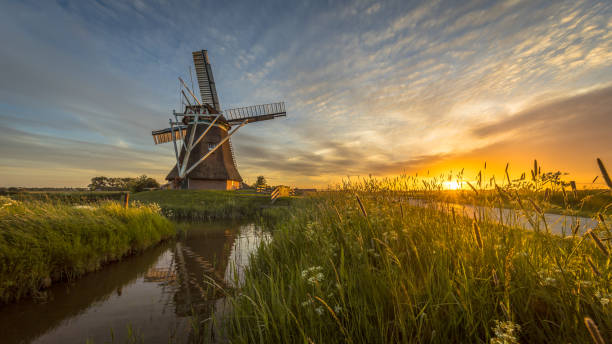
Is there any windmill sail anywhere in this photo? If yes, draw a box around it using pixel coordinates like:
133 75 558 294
152 126 187 145
192 50 221 111
224 102 286 125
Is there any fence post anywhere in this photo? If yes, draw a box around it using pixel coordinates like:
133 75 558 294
123 192 130 209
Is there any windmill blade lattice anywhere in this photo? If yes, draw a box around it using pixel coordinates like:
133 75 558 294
192 50 220 110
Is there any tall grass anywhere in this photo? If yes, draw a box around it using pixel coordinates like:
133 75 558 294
417 161 612 218
430 189 611 218
0 197 175 304
226 171 611 342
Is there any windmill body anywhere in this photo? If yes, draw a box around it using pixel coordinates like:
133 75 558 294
152 50 286 190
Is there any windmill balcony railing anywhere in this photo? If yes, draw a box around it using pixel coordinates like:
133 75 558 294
224 102 286 122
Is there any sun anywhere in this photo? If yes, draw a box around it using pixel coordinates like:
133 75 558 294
443 180 461 190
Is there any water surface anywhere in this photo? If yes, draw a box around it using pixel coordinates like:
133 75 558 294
0 221 269 344
408 198 598 235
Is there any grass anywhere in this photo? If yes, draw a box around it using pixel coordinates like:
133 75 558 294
132 189 292 220
0 197 175 304
429 189 612 218
2 190 126 203
226 174 611 343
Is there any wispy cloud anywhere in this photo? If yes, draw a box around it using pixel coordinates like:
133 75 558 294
0 0 611 187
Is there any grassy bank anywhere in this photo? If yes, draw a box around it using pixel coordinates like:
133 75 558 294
0 197 175 304
428 189 612 218
227 181 611 343
133 189 291 220
2 190 126 203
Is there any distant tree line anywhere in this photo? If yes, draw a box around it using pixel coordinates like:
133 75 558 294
88 175 160 192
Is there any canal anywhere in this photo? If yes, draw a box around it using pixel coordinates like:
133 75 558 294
1 221 269 344
407 198 599 235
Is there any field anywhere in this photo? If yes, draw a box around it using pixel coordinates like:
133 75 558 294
132 189 291 220
226 176 611 343
0 197 174 304
1 190 126 203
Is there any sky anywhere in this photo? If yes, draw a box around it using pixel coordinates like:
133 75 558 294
0 0 611 188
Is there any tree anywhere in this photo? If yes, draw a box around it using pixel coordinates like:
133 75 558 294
254 175 267 189
88 175 159 192
128 175 160 192
88 176 110 191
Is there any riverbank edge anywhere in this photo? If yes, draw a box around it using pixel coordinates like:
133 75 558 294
420 189 612 218
133 189 294 221
0 199 176 305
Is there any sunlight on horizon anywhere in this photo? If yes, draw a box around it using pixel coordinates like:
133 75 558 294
443 180 462 190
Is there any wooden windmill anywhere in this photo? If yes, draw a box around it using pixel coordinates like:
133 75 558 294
152 50 286 190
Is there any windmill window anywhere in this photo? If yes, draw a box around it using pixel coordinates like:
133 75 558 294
208 143 216 151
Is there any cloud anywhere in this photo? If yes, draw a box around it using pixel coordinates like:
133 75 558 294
1 0 611 187
473 85 612 139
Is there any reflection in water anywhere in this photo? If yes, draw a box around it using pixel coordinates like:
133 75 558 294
407 198 598 235
0 222 269 344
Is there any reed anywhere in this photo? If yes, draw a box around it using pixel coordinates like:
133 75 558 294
472 220 483 249
596 158 612 190
584 317 605 344
225 169 611 343
586 229 610 257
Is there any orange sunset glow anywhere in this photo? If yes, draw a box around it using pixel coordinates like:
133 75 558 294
1 1 611 189
1 2 611 344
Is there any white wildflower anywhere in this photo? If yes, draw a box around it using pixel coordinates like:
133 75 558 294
314 306 324 315
333 305 342 314
383 231 398 241
73 205 95 210
301 266 324 285
595 291 611 306
537 269 557 287
542 277 556 286
147 202 162 214
307 273 324 285
491 320 521 344
301 299 313 307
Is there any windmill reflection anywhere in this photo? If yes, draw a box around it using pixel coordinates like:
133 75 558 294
142 222 269 319
2 222 269 344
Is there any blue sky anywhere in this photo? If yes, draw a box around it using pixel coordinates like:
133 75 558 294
1 0 611 187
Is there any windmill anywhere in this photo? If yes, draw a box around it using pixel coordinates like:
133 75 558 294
152 50 286 190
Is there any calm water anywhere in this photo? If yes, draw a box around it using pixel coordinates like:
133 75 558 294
0 221 269 344
407 198 598 235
